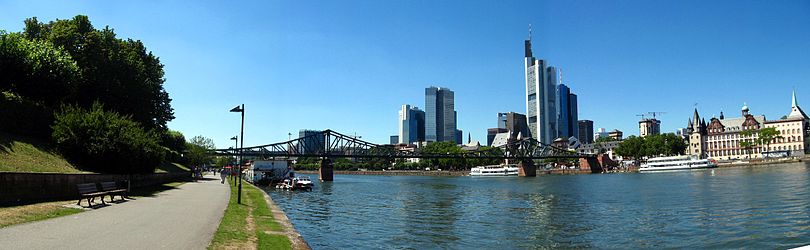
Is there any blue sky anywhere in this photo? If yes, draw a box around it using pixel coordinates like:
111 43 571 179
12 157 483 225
3 0 809 148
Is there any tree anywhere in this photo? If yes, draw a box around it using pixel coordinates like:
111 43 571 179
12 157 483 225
615 136 644 159
23 15 174 131
0 31 79 106
51 103 164 173
161 130 187 162
615 133 685 159
186 135 215 167
740 129 758 158
757 127 783 154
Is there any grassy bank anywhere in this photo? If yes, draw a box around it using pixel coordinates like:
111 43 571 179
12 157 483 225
0 132 81 173
209 179 291 250
0 201 83 228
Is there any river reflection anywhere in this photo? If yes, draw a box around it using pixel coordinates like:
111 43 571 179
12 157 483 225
266 162 810 249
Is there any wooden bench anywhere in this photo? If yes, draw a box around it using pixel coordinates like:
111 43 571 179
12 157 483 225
100 181 128 202
77 183 107 206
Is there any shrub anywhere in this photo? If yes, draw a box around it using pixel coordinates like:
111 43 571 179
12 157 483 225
51 103 164 173
0 91 53 139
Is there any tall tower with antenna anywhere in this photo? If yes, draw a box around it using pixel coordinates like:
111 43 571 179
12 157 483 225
524 24 557 144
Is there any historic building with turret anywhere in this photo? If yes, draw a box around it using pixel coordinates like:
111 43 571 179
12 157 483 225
686 91 810 161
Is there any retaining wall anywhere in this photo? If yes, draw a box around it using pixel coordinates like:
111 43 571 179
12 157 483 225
0 172 190 205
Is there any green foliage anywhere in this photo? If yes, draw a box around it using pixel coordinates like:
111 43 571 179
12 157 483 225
22 15 174 131
757 127 783 150
51 103 164 173
185 135 215 167
161 130 186 162
0 31 79 106
0 92 53 138
615 133 686 159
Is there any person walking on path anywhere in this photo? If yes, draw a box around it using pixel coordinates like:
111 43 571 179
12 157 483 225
220 168 227 184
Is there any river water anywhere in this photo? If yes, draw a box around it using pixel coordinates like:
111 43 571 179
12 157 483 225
266 162 810 249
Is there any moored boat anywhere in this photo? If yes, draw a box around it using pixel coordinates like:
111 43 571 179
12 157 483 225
470 165 519 176
639 155 717 172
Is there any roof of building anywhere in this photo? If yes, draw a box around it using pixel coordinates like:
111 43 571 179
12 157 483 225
716 115 765 131
788 90 809 120
490 132 511 147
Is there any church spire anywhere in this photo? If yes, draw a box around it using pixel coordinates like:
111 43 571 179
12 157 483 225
793 89 798 108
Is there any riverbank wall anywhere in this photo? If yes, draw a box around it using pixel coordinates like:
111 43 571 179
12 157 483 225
297 169 607 176
0 172 190 205
717 157 804 168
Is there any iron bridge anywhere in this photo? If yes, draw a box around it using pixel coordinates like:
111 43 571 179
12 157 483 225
213 129 594 160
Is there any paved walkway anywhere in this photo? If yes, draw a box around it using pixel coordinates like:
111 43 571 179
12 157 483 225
0 175 230 250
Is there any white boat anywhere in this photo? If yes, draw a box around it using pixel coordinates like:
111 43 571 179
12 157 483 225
470 165 519 176
292 176 313 191
639 155 717 172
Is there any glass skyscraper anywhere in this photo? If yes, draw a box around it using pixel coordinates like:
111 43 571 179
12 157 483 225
398 104 425 144
557 84 579 139
425 86 457 142
525 36 557 144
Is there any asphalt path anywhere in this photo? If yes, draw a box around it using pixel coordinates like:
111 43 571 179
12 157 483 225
0 175 229 249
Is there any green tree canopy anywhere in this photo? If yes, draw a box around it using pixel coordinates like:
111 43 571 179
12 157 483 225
23 15 174 131
51 103 164 173
0 31 79 106
186 135 216 167
615 133 686 159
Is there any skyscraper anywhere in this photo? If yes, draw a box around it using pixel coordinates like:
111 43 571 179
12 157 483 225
425 86 457 142
577 120 594 144
398 104 425 144
298 129 325 155
556 83 579 139
525 29 558 144
497 112 530 139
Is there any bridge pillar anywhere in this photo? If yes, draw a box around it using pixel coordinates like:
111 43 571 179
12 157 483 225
518 160 536 177
319 158 334 181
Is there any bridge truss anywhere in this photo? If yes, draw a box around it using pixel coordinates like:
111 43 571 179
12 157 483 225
213 130 593 160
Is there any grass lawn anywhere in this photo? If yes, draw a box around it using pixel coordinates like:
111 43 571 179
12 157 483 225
0 200 83 228
209 179 290 250
0 132 82 173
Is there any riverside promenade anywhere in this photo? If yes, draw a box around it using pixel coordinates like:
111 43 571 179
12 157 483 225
0 175 229 249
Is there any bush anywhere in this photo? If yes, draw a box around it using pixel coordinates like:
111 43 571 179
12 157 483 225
51 103 164 173
0 92 53 139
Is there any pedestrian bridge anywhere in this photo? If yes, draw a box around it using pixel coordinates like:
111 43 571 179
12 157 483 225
213 129 596 180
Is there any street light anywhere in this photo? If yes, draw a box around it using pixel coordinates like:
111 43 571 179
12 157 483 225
230 104 245 204
230 136 238 184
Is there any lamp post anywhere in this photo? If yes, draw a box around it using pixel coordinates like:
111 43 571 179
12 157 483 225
230 104 245 204
230 136 238 184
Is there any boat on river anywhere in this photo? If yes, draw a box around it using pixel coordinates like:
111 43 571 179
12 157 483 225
275 176 314 191
639 155 717 172
470 165 519 176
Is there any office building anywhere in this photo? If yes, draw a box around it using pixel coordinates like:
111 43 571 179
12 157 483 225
608 129 623 141
298 129 325 155
557 83 579 139
578 120 594 144
398 104 425 144
456 129 463 144
497 112 530 140
524 31 558 144
390 135 399 145
487 128 508 146
594 128 609 141
425 86 457 142
639 118 661 137
687 91 809 160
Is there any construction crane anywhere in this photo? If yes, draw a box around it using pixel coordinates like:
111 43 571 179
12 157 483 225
636 114 647 120
647 112 667 120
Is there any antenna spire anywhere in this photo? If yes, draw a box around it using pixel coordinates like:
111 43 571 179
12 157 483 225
528 23 532 41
